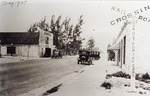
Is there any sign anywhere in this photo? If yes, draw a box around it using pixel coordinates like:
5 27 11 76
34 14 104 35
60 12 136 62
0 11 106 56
131 17 136 89
110 5 150 25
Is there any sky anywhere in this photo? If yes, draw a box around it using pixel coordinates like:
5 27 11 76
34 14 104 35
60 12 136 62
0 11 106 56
0 0 150 52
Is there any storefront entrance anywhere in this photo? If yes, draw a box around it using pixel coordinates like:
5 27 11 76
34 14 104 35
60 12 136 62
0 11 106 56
44 48 51 57
7 47 16 56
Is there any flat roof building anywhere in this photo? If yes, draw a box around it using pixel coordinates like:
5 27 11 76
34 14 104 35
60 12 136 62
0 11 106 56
0 30 53 57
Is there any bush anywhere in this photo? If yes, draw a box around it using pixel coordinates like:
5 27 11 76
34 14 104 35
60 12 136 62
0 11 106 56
106 71 130 79
101 81 112 89
142 73 150 79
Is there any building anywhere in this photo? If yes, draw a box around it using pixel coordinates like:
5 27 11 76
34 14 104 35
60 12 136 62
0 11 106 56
0 30 53 57
108 20 150 74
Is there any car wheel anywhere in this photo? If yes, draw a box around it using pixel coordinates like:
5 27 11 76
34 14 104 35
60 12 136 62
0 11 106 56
89 61 92 65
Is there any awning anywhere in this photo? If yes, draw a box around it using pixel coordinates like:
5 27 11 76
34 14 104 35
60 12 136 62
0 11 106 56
107 43 120 50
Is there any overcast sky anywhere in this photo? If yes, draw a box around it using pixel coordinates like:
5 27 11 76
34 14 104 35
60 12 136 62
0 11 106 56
0 0 150 52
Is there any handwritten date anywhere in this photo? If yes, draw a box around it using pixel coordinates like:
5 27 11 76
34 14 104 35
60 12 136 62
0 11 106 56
1 1 27 7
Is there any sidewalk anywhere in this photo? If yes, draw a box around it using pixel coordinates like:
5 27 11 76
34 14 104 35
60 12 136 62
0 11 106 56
47 60 150 96
48 60 122 96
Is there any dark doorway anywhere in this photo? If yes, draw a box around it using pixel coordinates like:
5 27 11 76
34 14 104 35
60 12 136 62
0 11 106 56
44 48 51 57
7 47 16 55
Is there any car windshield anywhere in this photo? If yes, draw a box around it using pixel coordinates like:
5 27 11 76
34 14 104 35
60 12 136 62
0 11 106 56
79 51 89 55
90 51 100 55
81 52 87 54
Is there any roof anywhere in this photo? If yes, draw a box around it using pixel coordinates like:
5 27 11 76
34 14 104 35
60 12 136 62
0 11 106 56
107 43 120 50
113 21 130 44
0 32 40 44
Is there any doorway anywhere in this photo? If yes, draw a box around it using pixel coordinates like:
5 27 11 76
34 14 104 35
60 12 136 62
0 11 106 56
7 47 16 56
44 48 51 57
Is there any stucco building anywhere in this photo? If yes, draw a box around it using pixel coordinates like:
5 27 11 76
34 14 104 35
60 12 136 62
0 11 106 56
108 20 150 74
0 30 53 57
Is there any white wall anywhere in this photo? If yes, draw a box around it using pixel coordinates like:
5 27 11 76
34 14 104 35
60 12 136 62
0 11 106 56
16 45 39 57
1 44 39 57
115 21 150 74
1 46 7 55
115 23 132 74
135 22 150 74
39 30 53 57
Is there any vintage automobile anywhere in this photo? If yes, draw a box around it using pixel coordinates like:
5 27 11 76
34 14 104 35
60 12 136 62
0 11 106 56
90 51 100 60
77 50 92 65
52 49 62 59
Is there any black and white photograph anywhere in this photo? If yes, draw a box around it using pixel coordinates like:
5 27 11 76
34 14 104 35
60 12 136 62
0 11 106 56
1 0 150 96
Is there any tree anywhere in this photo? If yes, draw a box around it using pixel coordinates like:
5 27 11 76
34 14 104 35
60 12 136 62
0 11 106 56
27 15 85 55
55 15 62 32
50 15 56 32
72 15 84 51
50 15 63 49
68 24 73 36
86 37 95 50
28 16 49 32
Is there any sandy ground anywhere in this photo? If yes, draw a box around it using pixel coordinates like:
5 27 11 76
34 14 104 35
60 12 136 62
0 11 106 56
0 55 86 96
2 54 150 96
48 53 150 96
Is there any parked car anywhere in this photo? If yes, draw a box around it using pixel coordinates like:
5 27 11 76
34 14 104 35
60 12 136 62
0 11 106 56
90 51 100 60
52 49 62 59
77 50 92 65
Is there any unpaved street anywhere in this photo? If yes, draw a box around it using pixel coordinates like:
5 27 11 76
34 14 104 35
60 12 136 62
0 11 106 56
0 56 87 96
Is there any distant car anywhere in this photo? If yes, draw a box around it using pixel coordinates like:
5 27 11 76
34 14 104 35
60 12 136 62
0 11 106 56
77 50 92 65
90 51 100 60
52 49 62 59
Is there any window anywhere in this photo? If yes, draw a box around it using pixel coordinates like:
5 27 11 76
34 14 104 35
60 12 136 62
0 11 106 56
123 36 126 64
120 40 123 67
118 48 120 62
45 37 49 44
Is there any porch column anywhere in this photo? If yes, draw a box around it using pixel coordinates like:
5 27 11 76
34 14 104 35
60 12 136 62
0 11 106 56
114 50 119 66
